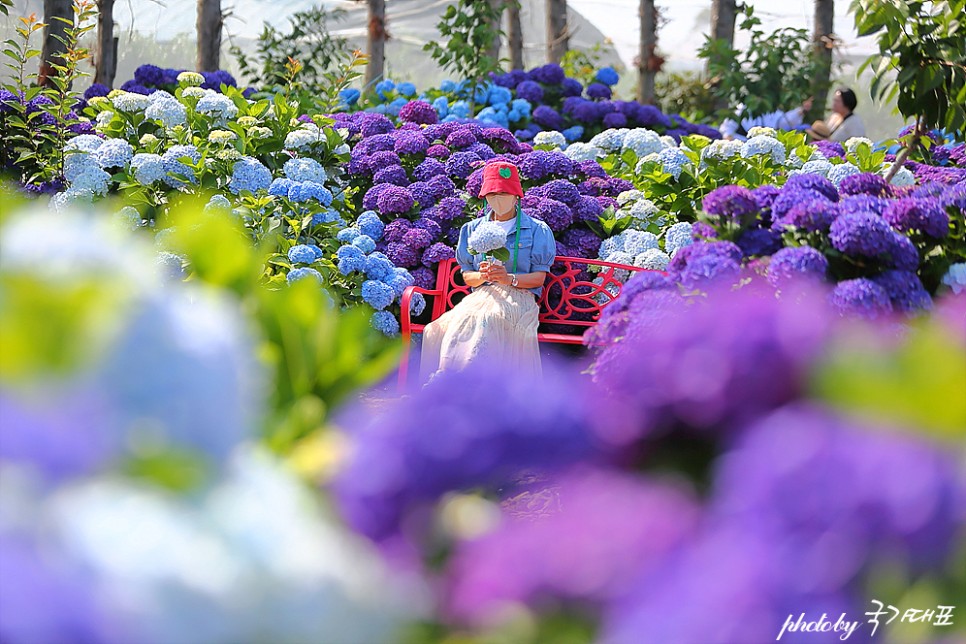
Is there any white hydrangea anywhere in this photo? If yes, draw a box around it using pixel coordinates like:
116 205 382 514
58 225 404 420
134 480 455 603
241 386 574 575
622 128 665 158
209 129 238 144
139 133 160 147
827 161 860 186
236 116 258 128
285 128 323 151
181 87 206 100
617 190 643 206
177 71 205 86
747 126 777 138
111 91 151 113
786 147 827 169
95 110 115 127
622 229 660 255
882 163 916 187
64 134 104 154
196 90 239 121
334 143 351 155
634 248 670 270
533 131 567 149
659 135 677 148
701 139 744 163
741 135 786 164
564 142 602 162
249 126 272 140
844 137 874 154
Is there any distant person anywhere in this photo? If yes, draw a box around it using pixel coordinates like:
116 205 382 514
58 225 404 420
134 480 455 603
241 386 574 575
807 88 866 142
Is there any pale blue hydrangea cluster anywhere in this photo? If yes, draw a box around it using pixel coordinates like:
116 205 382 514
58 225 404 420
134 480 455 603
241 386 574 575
629 198 661 224
111 91 151 112
144 91 187 128
589 128 629 152
700 139 744 164
229 157 273 195
622 230 660 256
622 128 666 158
941 262 966 294
533 131 567 149
598 230 659 270
160 144 201 188
564 142 603 162
130 153 166 185
741 135 786 164
656 147 690 179
633 248 671 270
617 190 643 206
64 134 104 154
828 162 861 187
794 160 835 177
467 221 508 254
591 276 623 304
284 158 327 184
786 147 827 169
50 188 95 211
664 221 694 257
195 90 239 122
204 194 231 214
91 139 134 169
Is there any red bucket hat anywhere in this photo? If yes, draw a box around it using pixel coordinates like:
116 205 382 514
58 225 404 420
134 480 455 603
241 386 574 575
479 161 524 198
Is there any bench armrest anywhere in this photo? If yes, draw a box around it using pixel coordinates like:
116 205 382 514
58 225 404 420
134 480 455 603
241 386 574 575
400 284 442 338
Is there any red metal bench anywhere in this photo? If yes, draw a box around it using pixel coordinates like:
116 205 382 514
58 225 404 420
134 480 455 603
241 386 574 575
398 256 648 388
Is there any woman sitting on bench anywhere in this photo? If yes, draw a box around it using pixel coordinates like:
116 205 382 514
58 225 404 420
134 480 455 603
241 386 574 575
419 161 556 383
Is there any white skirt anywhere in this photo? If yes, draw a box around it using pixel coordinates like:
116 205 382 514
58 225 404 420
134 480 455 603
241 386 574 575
419 284 541 382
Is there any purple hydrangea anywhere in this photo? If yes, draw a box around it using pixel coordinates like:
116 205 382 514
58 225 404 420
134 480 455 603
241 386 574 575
435 196 466 221
872 269 932 313
376 185 415 214
883 197 949 239
838 172 892 198
362 183 394 211
667 241 743 275
736 228 783 257
422 242 455 267
678 254 741 289
409 181 437 208
561 228 602 258
402 228 433 250
573 196 604 224
767 246 829 287
394 131 431 155
530 63 566 85
445 151 482 179
445 128 478 149
586 83 612 100
602 112 628 128
364 150 403 173
771 199 840 233
330 359 601 543
373 165 410 187
829 278 893 318
838 194 891 216
829 212 896 258
399 100 438 125
360 112 395 137
814 140 846 159
414 158 447 182
411 266 436 289
386 242 420 267
561 77 583 97
383 218 413 243
885 231 920 272
528 198 573 232
533 105 565 131
702 186 758 223
429 175 457 199
770 189 831 220
515 80 544 103
784 174 839 202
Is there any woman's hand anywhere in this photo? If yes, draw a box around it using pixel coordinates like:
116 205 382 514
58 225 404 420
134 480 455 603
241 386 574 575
482 262 511 285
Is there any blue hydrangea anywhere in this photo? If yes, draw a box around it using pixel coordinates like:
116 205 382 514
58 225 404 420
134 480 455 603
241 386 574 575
634 248 670 270
741 135 786 164
338 255 366 275
288 181 333 205
144 96 187 127
229 156 272 195
283 158 327 184
622 230 660 256
362 279 395 310
160 145 201 187
68 165 111 195
589 128 627 152
130 153 165 185
387 267 415 297
337 227 362 243
364 252 395 281
409 292 426 316
352 234 376 254
288 244 318 265
195 91 238 121
798 160 835 177
63 152 97 182
450 100 470 119
375 79 396 99
339 88 361 106
595 67 619 86
467 221 508 254
664 222 694 257
312 208 342 226
432 96 449 117
657 147 690 179
387 97 408 117
268 178 293 197
337 244 365 261
630 198 660 223
828 162 861 186
562 126 584 142
941 262 966 294
370 310 400 336
286 267 324 284
440 79 457 93
91 138 133 169
357 210 385 241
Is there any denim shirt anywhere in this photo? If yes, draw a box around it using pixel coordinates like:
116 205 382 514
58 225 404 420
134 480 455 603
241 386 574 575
456 210 557 297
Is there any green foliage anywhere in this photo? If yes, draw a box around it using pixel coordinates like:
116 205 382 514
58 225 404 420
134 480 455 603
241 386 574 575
561 43 616 88
853 0 966 138
814 311 966 440
698 5 822 117
231 6 350 92
1 2 96 186
654 71 717 124
0 0 12 16
423 0 508 112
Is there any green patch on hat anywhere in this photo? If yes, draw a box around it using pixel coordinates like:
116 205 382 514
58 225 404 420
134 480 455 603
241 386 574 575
499 167 512 179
